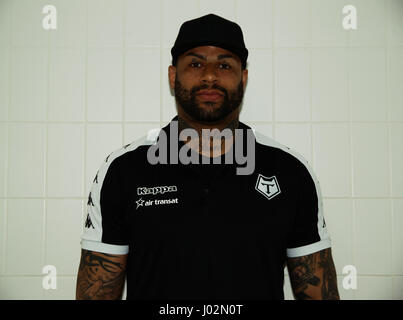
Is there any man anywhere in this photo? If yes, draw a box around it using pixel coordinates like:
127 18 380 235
76 14 340 300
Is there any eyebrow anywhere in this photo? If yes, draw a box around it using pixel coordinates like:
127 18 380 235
184 52 237 61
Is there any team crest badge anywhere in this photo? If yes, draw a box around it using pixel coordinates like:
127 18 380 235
255 174 281 200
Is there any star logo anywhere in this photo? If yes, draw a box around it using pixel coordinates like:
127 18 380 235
136 198 145 210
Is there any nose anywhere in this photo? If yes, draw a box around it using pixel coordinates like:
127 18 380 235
200 62 218 84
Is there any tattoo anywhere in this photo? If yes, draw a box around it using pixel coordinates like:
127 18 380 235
178 116 239 157
287 248 340 300
76 249 127 300
318 249 340 299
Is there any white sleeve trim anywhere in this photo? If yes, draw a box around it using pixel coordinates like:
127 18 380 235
254 130 332 246
81 134 156 249
286 238 332 258
81 239 129 255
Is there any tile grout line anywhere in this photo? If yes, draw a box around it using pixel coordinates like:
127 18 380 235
160 0 164 128
308 0 313 169
3 271 402 278
121 0 128 299
2 196 403 200
2 0 12 278
9 44 403 50
43 9 51 287
2 120 403 124
272 0 276 139
122 0 126 146
385 0 395 292
347 24 357 300
2 273 400 278
82 0 89 239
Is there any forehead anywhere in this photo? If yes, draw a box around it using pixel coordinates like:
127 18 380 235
181 45 240 62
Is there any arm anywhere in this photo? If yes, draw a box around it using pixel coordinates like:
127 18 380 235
76 249 128 300
286 247 340 300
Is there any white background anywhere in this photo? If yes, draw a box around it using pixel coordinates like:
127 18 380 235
0 0 403 299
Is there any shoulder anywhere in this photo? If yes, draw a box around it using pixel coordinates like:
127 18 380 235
95 128 161 181
253 129 314 178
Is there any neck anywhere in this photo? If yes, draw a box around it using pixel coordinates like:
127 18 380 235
177 109 240 158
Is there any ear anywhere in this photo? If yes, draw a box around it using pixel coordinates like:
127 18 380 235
168 65 176 91
242 68 248 91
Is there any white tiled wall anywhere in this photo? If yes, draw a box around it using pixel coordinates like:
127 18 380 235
0 0 402 300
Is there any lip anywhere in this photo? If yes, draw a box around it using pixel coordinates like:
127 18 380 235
197 90 223 95
196 90 223 101
197 90 223 96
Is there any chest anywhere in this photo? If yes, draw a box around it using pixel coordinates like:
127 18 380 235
124 163 297 248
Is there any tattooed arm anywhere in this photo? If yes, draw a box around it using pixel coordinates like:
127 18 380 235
76 249 128 300
286 247 340 300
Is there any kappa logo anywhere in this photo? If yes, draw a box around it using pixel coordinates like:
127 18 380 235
255 174 281 200
84 213 95 229
137 185 177 196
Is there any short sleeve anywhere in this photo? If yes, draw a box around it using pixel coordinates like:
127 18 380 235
286 160 331 258
80 153 130 255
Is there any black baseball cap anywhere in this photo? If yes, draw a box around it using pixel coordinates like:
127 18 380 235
171 14 248 69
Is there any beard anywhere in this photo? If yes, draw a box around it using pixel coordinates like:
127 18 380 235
174 75 244 123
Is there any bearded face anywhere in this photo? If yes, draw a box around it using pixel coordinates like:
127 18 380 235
170 46 247 123
174 75 244 123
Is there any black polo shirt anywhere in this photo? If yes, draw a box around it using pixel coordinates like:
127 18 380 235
81 116 331 300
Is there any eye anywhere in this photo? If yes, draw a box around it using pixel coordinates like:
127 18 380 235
190 62 202 68
219 63 231 70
